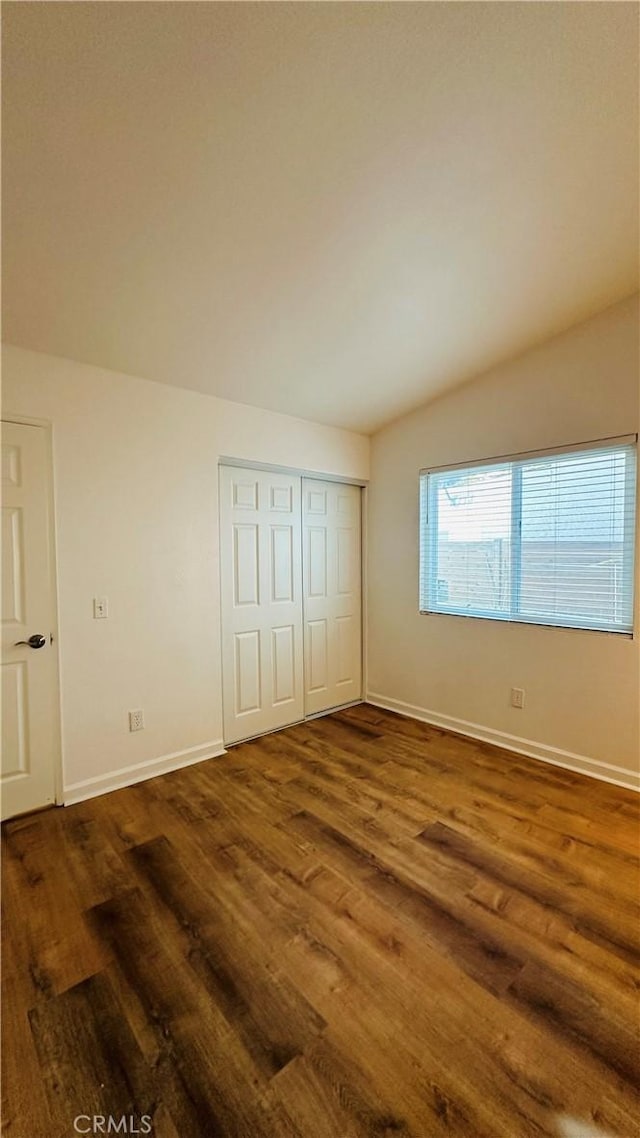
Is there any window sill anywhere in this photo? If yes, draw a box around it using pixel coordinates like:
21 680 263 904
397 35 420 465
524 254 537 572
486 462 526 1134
418 609 634 638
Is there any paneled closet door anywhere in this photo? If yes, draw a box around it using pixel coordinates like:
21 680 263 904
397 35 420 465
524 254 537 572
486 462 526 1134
303 479 362 716
220 467 304 745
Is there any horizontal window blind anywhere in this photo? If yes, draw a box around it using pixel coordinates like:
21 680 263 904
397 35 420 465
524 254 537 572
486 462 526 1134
419 439 637 634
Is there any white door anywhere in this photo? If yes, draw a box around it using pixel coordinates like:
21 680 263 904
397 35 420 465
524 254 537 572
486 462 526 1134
303 479 362 716
220 466 304 745
1 422 58 820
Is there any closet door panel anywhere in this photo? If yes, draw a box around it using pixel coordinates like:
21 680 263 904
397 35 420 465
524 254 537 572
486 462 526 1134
303 480 362 716
221 467 303 744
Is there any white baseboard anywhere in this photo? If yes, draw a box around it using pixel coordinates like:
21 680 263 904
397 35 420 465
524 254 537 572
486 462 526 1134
63 739 227 806
366 693 639 793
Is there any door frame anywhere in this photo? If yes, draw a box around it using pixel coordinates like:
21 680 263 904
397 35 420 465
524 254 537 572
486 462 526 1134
218 458 368 744
2 415 64 810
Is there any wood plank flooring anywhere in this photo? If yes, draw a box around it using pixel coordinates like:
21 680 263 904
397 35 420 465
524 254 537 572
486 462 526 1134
2 704 639 1138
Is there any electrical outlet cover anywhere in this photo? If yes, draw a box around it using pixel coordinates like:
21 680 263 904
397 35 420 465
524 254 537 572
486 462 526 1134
129 709 145 732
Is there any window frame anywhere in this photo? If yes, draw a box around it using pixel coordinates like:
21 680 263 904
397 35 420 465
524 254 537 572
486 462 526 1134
418 435 638 637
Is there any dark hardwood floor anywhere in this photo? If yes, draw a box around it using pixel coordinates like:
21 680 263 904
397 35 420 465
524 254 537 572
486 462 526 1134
2 704 639 1138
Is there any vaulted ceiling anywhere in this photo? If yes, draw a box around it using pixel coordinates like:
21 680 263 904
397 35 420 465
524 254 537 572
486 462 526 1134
3 2 638 433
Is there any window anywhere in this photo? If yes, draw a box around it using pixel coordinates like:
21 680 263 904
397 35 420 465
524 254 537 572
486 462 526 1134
419 437 637 634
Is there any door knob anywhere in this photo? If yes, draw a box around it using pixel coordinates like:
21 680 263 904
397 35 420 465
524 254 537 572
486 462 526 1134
14 634 46 649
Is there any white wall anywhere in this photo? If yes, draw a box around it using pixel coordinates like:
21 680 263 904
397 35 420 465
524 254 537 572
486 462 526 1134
367 295 639 786
2 345 369 799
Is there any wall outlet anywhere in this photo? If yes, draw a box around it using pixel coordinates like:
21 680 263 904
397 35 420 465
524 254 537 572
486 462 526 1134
93 596 108 619
511 687 525 709
129 708 145 732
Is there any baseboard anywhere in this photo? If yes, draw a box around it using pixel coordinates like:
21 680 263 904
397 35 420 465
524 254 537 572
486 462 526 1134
63 739 227 806
366 693 639 793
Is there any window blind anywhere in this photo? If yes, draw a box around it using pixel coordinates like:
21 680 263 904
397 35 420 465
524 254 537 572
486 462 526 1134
419 439 637 634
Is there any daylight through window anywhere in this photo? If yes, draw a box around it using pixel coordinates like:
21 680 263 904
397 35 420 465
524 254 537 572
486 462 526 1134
419 438 637 634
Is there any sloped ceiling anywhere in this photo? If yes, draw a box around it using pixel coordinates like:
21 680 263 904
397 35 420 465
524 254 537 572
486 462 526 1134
2 2 638 433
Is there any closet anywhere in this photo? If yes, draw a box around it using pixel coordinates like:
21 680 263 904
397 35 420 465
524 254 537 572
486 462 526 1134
220 465 362 745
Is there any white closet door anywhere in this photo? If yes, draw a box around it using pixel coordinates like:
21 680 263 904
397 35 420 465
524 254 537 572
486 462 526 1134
303 479 362 716
220 467 304 744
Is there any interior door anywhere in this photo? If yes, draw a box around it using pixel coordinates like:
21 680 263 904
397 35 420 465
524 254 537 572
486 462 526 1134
220 466 304 744
1 421 58 820
303 479 362 716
